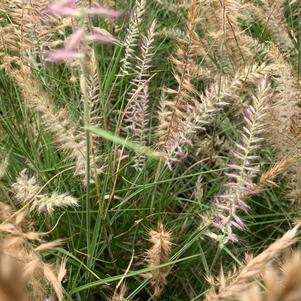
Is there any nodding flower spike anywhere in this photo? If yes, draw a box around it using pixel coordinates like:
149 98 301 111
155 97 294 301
46 0 123 18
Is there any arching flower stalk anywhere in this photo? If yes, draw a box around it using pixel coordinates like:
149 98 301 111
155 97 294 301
209 77 272 244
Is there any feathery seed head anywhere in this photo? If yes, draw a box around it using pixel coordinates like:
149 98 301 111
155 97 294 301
111 283 130 301
210 77 272 243
240 250 301 301
123 19 157 170
119 0 146 76
12 169 78 214
32 192 78 214
0 201 66 300
0 156 9 180
205 224 300 301
13 169 41 204
144 222 172 297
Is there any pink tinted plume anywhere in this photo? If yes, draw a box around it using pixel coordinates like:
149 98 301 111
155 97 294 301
66 30 84 49
87 32 115 44
88 6 123 18
47 49 84 62
45 0 78 16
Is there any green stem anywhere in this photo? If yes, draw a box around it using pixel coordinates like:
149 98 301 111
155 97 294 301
150 158 163 214
78 9 93 280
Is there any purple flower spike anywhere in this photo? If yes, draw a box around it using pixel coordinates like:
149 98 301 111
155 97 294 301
46 0 78 16
88 6 123 18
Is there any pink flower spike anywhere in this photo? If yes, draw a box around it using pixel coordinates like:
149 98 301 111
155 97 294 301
228 164 241 170
237 200 250 212
224 172 240 179
232 215 246 230
88 6 123 18
47 49 84 62
227 233 239 242
223 183 238 189
66 30 84 49
212 221 224 230
216 204 231 211
87 33 115 44
215 194 233 200
45 0 78 16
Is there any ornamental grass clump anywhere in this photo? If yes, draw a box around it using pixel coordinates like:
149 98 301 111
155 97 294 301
0 0 301 299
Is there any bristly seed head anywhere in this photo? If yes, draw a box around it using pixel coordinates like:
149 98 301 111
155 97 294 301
144 222 172 297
